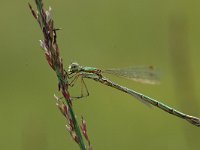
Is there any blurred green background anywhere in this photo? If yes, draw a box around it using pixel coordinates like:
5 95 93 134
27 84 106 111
1 0 200 149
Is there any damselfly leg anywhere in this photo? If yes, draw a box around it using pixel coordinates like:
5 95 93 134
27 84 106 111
68 73 89 99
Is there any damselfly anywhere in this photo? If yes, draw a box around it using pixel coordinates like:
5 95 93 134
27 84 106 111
68 62 200 127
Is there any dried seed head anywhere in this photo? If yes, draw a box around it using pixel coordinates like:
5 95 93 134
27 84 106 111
28 3 38 19
39 40 47 52
46 7 52 23
81 116 92 149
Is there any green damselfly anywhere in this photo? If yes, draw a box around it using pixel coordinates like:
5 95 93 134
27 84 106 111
68 62 200 127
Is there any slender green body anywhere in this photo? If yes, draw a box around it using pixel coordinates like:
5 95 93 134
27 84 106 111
82 73 200 126
68 62 200 127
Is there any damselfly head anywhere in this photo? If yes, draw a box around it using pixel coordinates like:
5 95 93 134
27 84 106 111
68 62 81 73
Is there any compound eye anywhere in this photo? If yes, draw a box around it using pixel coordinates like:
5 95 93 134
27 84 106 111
68 65 74 72
71 65 78 72
69 62 80 73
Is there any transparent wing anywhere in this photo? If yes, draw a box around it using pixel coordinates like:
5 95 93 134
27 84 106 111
103 66 160 84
